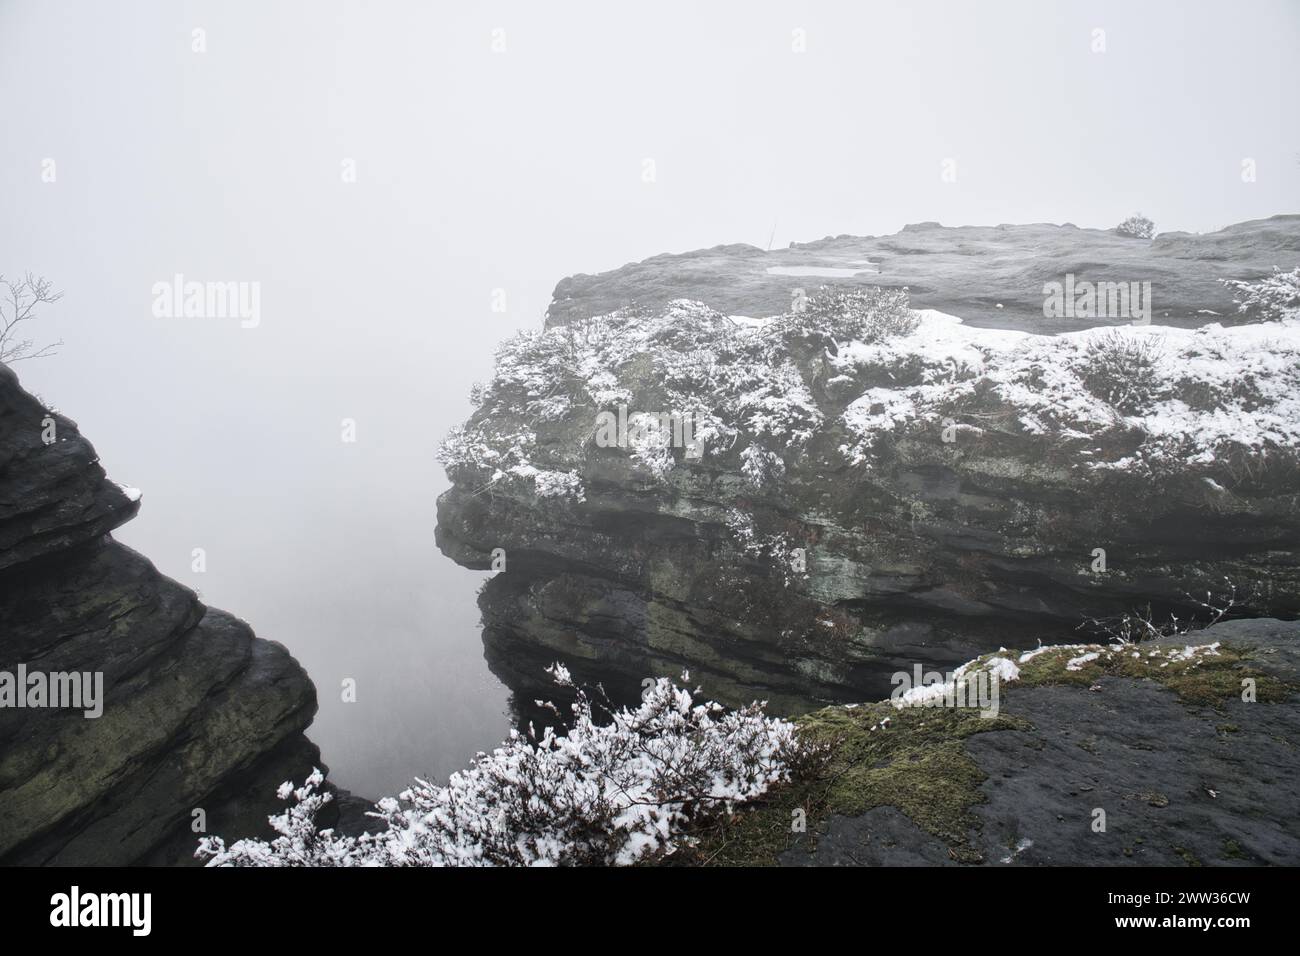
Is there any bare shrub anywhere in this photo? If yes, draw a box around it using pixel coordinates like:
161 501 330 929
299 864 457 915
1078 580 1249 645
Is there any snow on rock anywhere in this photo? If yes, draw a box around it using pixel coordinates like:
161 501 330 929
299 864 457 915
1169 641 1222 662
897 637 1227 708
440 285 1300 501
765 265 877 278
1066 651 1103 671
113 481 142 503
835 309 1300 471
437 297 829 499
892 653 1021 709
1019 643 1089 664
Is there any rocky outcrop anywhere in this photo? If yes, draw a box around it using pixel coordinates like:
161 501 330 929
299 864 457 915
547 215 1300 333
436 219 1300 719
763 618 1300 867
0 362 323 865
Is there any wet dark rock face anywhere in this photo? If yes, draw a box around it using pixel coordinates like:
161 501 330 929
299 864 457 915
440 440 1300 717
0 363 324 865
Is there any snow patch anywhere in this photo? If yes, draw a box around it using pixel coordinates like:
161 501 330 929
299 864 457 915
765 265 878 278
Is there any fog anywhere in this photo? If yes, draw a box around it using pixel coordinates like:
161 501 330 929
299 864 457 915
1 0 1296 796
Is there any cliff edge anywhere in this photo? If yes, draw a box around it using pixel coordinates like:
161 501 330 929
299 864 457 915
0 362 324 865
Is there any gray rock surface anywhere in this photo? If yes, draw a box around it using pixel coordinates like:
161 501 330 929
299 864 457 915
0 362 326 865
547 216 1300 333
780 618 1300 866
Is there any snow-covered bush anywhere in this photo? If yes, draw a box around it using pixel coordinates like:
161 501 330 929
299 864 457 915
197 666 801 867
1221 266 1300 322
438 298 829 495
834 310 1300 474
1079 330 1165 413
1115 213 1156 239
793 286 917 343
624 411 679 480
740 443 786 488
436 289 922 498
437 422 586 501
442 288 1300 491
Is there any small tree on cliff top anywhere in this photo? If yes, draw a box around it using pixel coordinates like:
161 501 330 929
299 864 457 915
1115 213 1156 239
0 274 63 364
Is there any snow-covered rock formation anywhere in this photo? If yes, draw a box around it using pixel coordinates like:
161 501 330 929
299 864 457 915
436 219 1300 715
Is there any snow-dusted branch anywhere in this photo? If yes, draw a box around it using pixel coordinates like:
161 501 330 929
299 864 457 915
1220 267 1300 322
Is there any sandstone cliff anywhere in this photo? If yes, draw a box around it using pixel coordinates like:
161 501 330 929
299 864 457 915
437 218 1300 718
0 362 324 865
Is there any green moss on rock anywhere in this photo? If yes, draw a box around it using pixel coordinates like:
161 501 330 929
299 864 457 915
671 634 1295 866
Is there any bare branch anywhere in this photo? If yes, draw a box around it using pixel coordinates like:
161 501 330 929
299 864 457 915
0 273 63 364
